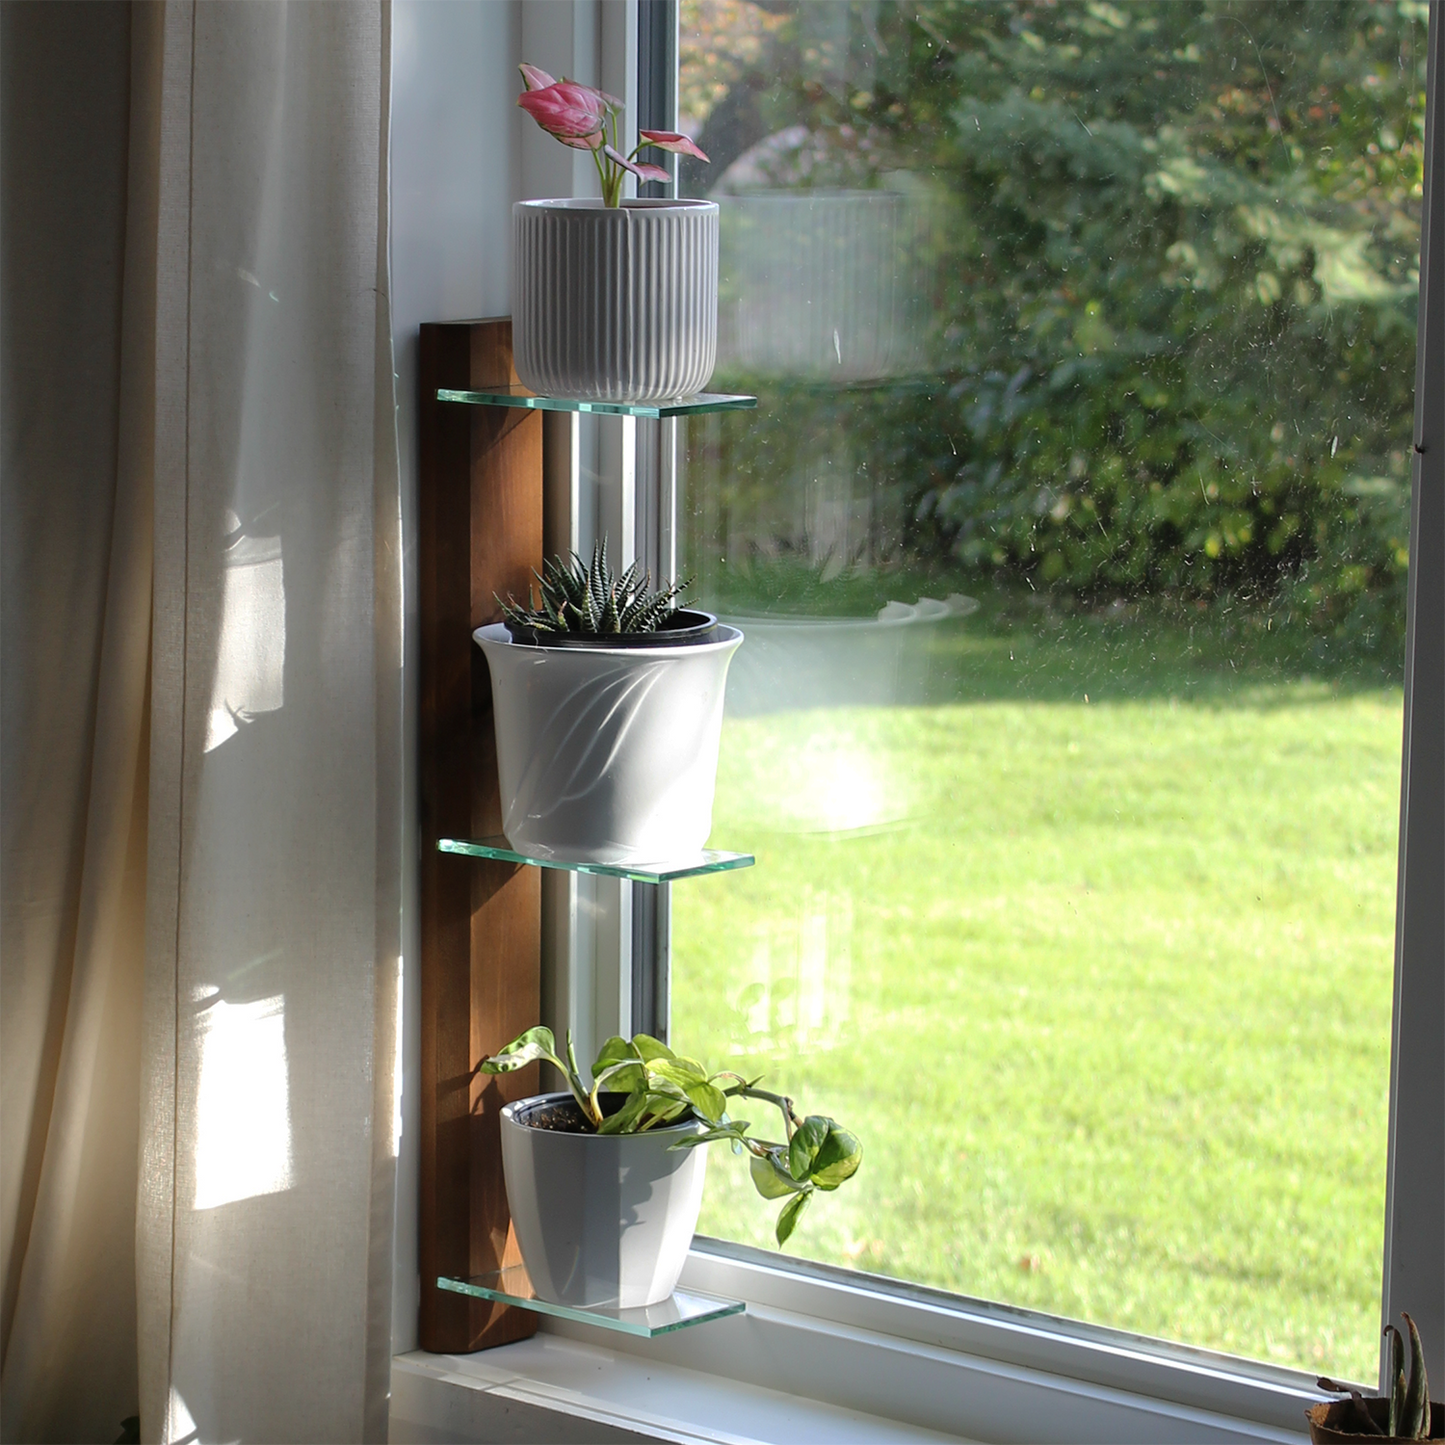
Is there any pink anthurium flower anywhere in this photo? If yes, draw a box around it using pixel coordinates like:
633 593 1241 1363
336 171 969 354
604 146 671 184
517 63 709 206
638 130 710 163
554 127 604 153
519 63 556 91
517 80 610 145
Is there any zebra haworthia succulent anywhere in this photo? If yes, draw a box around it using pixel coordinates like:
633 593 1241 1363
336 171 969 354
499 540 690 637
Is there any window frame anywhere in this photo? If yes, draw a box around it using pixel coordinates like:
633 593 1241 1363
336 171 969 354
595 0 1445 1430
393 2 1445 1433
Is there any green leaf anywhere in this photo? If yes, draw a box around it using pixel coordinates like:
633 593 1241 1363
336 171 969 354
1388 1326 1406 1437
640 1094 690 1128
588 540 607 625
592 1059 646 1095
596 1089 650 1134
477 1026 559 1074
1402 1313 1430 1440
750 1151 805 1199
642 1073 689 1103
682 1079 728 1124
593 1035 640 1071
807 1124 862 1190
788 1115 830 1181
775 1189 811 1246
649 1058 707 1090
670 1122 751 1150
632 1033 675 1062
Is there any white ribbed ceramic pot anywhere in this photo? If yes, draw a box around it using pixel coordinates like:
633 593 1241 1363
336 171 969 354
512 199 719 402
500 1094 708 1308
473 622 742 864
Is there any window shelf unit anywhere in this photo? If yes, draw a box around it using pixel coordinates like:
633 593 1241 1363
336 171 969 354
437 384 756 419
437 836 754 884
418 321 754 1354
436 1266 744 1338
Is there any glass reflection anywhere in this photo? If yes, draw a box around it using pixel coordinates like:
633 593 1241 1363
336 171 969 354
670 0 1420 1381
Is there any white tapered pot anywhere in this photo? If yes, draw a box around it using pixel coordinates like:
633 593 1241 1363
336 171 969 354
501 1095 708 1308
473 623 743 864
512 199 719 402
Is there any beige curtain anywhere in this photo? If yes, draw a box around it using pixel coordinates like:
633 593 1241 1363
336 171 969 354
2 4 150 1439
2 3 402 1441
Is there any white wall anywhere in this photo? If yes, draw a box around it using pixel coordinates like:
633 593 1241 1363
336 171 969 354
389 0 521 1356
388 0 621 1357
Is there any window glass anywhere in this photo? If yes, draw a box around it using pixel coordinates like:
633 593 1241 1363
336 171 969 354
670 0 1426 1383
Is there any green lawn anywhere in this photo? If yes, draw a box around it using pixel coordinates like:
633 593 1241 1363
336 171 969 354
670 600 1401 1383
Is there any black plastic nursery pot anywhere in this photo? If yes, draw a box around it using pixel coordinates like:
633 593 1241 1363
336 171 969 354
503 608 719 649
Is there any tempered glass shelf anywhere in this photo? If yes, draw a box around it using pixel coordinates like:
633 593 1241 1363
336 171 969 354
437 1267 745 1337
436 385 757 419
438 836 754 884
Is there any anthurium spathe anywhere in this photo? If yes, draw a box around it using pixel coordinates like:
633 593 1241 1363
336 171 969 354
517 63 709 206
638 130 709 162
518 62 555 91
517 80 609 151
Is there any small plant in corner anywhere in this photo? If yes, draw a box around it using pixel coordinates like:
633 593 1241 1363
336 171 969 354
1313 1314 1441 1441
479 1026 862 1245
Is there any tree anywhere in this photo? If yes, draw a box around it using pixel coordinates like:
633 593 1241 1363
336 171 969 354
682 0 1427 649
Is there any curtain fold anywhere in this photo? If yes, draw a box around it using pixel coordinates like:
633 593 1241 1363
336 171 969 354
2 5 152 1439
137 2 401 1440
3 2 401 1440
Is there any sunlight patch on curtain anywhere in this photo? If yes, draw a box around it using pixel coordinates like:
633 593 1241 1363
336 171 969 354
191 990 293 1210
205 511 284 753
165 1384 240 1445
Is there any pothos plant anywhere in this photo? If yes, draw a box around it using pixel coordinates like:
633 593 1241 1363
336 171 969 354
479 1026 862 1246
516 63 709 208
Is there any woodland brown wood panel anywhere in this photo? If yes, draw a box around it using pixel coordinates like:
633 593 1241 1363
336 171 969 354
418 319 543 1353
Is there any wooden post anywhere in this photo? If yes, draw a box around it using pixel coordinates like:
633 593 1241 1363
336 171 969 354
417 320 543 1352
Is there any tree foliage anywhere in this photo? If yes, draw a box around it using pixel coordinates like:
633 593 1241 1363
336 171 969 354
683 0 1427 650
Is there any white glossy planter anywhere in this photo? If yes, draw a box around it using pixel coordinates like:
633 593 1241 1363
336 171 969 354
473 622 743 864
512 199 719 402
500 1094 708 1307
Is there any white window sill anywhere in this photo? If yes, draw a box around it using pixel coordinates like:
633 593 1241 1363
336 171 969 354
390 1246 1317 1444
390 1335 965 1444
